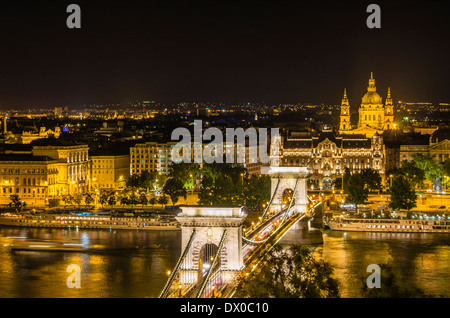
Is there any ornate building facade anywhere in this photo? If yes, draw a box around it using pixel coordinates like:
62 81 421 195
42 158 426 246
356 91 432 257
281 130 385 190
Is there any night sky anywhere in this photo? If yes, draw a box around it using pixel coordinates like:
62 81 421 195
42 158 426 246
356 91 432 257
0 0 449 108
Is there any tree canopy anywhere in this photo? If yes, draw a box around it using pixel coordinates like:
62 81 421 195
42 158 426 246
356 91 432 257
167 162 199 190
235 244 340 298
163 178 187 205
345 173 368 212
389 175 417 211
198 163 270 209
413 154 443 184
360 168 382 193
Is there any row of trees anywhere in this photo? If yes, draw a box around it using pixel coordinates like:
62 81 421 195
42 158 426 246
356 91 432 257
164 161 271 209
66 161 271 209
343 167 383 194
343 167 416 213
342 154 450 213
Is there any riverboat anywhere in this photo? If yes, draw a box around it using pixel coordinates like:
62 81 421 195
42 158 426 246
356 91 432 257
5 238 106 252
0 212 180 231
326 215 450 233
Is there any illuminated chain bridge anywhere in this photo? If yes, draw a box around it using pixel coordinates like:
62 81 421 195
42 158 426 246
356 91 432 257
159 167 312 298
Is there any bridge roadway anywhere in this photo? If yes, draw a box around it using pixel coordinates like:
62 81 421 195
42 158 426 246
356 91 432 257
182 208 308 298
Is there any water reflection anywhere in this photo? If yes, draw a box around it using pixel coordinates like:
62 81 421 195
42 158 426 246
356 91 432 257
1 225 450 298
313 230 450 297
0 226 181 298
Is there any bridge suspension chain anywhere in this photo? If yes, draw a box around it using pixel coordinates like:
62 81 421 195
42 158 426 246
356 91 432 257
159 229 196 298
242 177 301 246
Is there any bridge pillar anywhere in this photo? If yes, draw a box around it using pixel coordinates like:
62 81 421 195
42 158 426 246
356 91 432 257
176 206 246 286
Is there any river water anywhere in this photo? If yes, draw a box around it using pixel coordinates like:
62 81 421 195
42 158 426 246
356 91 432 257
0 225 449 298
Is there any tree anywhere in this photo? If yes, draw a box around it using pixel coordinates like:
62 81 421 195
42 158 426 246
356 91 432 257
140 171 157 190
163 178 187 205
106 192 117 206
399 160 425 191
389 175 417 212
84 193 94 208
345 173 368 213
9 194 26 211
120 196 129 208
127 171 157 190
360 168 382 193
73 194 82 211
127 174 141 189
235 244 340 298
442 159 450 177
198 174 215 205
139 192 148 207
99 193 108 208
200 162 222 184
413 154 443 186
157 195 169 209
212 173 235 204
128 193 138 207
243 175 271 209
62 195 74 207
168 162 199 190
442 159 450 189
149 197 157 209
342 167 351 194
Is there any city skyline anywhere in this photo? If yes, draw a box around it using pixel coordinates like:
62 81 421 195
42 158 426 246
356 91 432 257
0 0 449 108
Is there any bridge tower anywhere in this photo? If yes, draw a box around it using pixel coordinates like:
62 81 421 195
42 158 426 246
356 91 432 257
262 166 310 214
261 132 311 215
175 206 246 287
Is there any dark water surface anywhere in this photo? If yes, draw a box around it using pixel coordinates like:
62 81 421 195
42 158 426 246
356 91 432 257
1 225 449 298
0 226 181 298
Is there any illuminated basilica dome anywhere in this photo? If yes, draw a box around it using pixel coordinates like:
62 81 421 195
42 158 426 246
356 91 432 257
361 90 382 105
361 72 382 105
339 72 395 136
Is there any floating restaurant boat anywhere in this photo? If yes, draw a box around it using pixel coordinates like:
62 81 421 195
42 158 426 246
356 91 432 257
0 212 180 231
326 214 450 233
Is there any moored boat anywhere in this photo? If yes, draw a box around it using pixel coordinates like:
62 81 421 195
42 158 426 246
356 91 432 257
326 215 450 233
0 212 180 231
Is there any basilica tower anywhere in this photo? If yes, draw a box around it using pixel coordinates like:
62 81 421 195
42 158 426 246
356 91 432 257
339 88 351 133
383 87 394 130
